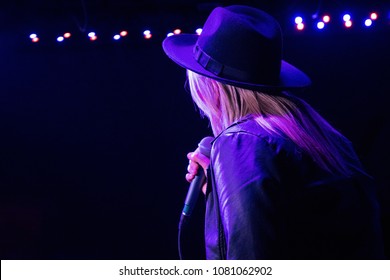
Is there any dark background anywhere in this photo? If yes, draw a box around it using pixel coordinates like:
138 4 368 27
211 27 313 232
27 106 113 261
0 0 389 259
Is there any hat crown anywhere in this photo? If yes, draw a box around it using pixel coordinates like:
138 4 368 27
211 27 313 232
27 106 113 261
195 5 283 85
162 5 311 89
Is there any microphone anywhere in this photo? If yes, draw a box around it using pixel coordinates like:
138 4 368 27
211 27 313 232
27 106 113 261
181 136 214 221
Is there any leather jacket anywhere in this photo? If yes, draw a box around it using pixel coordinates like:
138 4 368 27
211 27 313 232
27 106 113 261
204 116 384 259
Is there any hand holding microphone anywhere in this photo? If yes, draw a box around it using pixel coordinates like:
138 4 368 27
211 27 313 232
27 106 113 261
182 137 214 218
186 150 210 195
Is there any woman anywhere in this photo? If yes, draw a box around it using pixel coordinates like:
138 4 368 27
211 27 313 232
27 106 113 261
163 5 384 259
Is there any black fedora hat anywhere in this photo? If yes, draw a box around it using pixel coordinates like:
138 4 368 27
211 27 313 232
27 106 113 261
163 5 311 90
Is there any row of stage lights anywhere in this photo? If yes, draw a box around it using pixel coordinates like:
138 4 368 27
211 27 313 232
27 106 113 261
295 12 379 30
29 28 204 43
28 11 386 43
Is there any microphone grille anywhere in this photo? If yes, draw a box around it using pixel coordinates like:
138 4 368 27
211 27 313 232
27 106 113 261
198 136 214 158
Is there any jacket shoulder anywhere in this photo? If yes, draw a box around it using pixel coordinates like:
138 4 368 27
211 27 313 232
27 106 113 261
213 118 301 159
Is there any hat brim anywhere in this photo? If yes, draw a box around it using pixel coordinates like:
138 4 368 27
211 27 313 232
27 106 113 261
163 34 311 90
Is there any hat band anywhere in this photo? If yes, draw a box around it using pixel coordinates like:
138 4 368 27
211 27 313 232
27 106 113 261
193 44 250 82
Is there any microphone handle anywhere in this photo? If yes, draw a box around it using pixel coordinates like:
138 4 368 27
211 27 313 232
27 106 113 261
182 170 206 216
181 136 213 217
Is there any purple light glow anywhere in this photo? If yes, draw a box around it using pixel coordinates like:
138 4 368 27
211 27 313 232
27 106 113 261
295 16 303 24
317 22 325 29
343 14 351 22
365 19 373 27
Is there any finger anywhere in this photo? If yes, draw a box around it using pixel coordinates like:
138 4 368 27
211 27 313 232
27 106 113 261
191 150 210 170
186 173 194 183
202 182 207 195
187 161 199 174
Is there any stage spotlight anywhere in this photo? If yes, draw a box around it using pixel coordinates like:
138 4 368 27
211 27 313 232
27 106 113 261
343 14 351 22
195 28 203 35
167 32 174 37
173 29 182 35
29 33 37 39
143 30 152 39
323 15 330 23
370 13 378 20
317 22 325 29
296 23 304 30
113 34 121 40
57 36 64 42
365 19 373 27
295 16 303 24
90 35 98 41
345 20 352 28
120 31 128 37
32 37 39 43
64 32 71 38
88 32 96 38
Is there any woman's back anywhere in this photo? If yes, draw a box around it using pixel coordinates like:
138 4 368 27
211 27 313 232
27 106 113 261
205 117 384 259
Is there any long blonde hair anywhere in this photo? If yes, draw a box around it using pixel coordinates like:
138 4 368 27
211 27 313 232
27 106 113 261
187 70 358 176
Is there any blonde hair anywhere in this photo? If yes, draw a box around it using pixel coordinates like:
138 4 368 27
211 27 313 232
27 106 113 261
187 70 357 176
